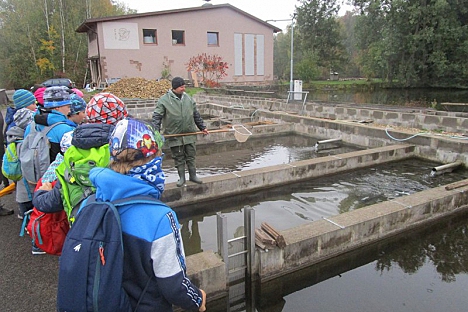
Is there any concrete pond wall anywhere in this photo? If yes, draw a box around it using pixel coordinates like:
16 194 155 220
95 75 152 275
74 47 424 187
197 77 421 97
123 94 468 302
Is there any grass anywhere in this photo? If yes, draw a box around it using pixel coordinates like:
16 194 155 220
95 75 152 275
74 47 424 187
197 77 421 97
185 87 204 97
308 79 383 85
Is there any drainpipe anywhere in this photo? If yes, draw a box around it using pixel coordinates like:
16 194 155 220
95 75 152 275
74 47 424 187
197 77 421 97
430 162 462 177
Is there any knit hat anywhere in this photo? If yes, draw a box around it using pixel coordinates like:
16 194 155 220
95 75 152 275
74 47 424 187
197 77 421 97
60 130 74 153
109 119 164 159
13 108 34 129
71 88 84 98
69 94 87 115
43 86 73 108
86 92 128 125
33 87 46 105
13 89 36 109
171 77 185 89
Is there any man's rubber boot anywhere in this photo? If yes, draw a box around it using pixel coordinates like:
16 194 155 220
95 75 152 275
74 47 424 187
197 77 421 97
176 166 186 187
188 166 203 184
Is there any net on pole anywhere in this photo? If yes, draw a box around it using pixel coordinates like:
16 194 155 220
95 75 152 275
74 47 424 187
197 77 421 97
232 125 252 142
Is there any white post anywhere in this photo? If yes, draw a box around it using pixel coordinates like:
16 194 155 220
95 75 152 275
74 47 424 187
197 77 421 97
290 17 294 93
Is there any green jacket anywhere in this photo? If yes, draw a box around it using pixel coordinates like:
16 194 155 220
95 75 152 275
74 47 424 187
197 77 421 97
153 90 206 148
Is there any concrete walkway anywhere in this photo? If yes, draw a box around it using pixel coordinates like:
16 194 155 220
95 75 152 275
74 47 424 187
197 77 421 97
0 191 59 312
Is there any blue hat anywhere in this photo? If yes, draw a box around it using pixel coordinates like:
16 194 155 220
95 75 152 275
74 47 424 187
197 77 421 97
43 86 72 108
13 89 36 109
69 94 86 115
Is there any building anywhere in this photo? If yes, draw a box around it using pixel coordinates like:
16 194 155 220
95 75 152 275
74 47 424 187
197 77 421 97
76 3 281 88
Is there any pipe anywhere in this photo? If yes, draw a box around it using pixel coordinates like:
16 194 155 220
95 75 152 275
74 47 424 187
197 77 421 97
430 162 462 177
314 138 342 151
317 138 342 145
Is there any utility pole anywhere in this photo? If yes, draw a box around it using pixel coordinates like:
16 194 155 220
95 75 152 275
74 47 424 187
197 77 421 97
266 14 297 93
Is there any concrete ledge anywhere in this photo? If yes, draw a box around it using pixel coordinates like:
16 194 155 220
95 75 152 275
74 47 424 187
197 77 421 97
191 94 468 134
186 251 227 299
162 144 416 208
255 180 468 281
185 179 468 299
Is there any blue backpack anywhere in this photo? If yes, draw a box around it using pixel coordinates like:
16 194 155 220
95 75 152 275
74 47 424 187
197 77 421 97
57 195 162 312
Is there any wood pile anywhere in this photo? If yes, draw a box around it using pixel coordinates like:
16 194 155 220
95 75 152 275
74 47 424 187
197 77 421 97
104 78 171 99
255 222 286 251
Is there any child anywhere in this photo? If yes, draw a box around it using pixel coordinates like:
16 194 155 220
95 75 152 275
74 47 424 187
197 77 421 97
90 118 206 311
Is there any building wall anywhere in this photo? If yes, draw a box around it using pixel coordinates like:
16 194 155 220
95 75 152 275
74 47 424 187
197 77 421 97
94 7 276 84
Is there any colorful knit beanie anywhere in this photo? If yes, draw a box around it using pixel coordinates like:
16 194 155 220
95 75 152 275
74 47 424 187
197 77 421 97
13 89 36 109
43 86 73 108
69 94 87 115
86 92 128 125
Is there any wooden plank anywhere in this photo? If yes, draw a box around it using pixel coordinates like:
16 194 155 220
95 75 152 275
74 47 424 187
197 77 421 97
255 228 276 246
261 222 286 248
445 180 468 190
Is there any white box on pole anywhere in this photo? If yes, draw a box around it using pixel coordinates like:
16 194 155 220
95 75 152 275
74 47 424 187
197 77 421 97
294 80 302 100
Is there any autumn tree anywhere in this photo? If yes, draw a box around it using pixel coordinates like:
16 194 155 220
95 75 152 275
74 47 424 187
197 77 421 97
0 0 133 88
186 53 229 88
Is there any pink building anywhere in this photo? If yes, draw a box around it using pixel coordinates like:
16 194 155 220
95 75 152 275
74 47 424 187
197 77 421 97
76 3 281 87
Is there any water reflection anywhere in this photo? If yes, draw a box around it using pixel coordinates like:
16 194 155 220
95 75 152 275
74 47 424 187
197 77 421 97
376 218 468 283
180 217 203 256
251 214 468 312
162 134 362 183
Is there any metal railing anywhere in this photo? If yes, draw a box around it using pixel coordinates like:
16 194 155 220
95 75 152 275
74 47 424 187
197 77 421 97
217 207 255 311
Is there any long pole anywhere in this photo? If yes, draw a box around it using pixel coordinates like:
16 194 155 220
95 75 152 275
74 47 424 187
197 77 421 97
266 16 296 93
290 17 294 93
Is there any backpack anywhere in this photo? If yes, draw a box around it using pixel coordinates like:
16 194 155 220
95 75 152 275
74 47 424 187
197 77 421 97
2 141 22 181
20 180 70 256
57 195 159 312
18 121 66 184
55 144 110 224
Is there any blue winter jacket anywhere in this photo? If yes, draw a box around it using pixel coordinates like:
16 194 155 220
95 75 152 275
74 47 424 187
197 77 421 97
89 167 204 312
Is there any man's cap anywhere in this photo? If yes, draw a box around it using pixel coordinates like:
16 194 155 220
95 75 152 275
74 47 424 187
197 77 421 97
171 77 185 90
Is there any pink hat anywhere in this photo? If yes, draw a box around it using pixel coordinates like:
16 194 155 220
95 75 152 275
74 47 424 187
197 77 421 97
72 88 84 98
33 87 46 105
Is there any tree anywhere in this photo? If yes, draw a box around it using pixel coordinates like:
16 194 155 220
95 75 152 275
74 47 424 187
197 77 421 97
273 28 293 81
352 0 468 87
0 0 133 88
186 53 229 88
296 0 347 78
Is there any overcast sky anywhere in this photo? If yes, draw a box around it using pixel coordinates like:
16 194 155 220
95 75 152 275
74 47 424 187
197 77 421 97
119 0 353 31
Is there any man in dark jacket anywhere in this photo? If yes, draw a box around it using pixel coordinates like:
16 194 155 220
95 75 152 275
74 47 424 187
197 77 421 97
152 77 209 187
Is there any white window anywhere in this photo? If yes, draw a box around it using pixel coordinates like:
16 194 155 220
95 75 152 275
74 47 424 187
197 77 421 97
207 32 219 46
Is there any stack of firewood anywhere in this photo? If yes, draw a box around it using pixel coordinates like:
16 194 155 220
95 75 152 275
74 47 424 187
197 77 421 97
255 222 286 250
